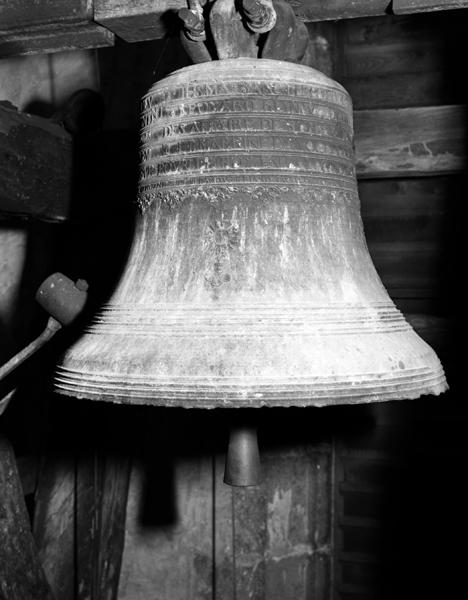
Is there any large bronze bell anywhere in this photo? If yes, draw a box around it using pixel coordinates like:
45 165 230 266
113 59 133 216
54 59 447 407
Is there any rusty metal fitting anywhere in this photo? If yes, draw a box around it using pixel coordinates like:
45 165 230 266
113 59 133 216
178 7 206 41
242 0 277 34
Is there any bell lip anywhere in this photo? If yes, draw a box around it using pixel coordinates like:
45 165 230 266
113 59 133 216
53 379 448 408
143 57 350 102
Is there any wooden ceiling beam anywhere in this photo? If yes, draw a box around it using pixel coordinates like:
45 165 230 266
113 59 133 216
2 1 468 56
0 104 72 222
0 22 114 58
393 0 468 15
354 104 467 179
94 0 186 43
0 0 114 57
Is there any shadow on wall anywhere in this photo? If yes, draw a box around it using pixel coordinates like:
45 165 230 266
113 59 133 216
0 47 138 477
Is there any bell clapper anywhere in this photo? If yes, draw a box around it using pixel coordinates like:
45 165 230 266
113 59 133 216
224 420 261 487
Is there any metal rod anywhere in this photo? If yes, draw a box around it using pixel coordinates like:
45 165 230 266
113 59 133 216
0 317 61 382
180 31 212 63
178 5 206 41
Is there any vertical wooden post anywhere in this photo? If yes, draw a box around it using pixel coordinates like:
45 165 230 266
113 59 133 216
33 402 132 600
97 453 132 600
34 453 76 600
0 435 55 600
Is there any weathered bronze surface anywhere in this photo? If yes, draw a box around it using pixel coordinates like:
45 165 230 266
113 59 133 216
54 59 447 407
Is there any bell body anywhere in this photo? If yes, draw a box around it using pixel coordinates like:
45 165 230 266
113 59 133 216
55 59 447 407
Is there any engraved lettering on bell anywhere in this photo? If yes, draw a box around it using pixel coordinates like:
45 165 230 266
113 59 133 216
143 97 350 126
152 117 350 145
145 79 350 107
54 59 447 407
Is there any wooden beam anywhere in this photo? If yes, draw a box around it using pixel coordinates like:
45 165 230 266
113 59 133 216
0 0 113 56
97 454 131 600
354 104 466 178
16 455 40 496
294 0 392 22
0 0 90 28
0 22 114 58
93 0 392 42
393 0 468 14
94 0 185 42
0 104 72 222
34 403 132 600
2 0 468 54
34 454 76 600
75 413 131 600
0 436 55 600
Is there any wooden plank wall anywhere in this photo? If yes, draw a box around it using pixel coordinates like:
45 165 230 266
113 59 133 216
329 12 468 600
338 11 468 313
117 410 334 600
